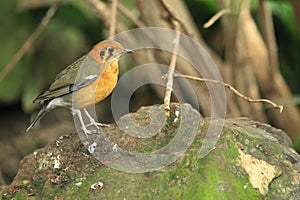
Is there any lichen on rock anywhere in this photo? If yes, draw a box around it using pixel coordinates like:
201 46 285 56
1 104 300 199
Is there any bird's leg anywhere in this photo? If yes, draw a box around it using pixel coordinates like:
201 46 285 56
83 108 110 128
71 109 97 136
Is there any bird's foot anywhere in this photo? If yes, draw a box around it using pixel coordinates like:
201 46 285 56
80 125 98 136
85 122 110 128
83 108 110 129
80 122 108 137
86 118 109 129
84 122 109 134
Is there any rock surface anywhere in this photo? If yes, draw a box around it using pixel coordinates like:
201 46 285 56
1 103 300 199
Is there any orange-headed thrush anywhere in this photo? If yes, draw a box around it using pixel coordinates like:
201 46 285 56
26 40 133 135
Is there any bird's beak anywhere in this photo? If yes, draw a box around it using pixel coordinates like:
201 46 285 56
119 48 134 56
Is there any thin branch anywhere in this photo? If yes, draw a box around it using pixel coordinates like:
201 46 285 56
109 0 118 38
160 0 193 36
88 0 110 25
0 1 60 83
173 73 284 113
164 20 181 115
203 9 230 29
88 0 127 35
117 3 146 28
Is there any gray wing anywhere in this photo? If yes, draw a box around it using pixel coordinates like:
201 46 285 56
34 55 102 103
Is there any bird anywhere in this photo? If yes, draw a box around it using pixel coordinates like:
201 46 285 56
26 40 133 135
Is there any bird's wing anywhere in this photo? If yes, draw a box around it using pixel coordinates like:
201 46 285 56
34 54 105 103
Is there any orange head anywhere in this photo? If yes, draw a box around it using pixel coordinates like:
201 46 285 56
89 40 133 64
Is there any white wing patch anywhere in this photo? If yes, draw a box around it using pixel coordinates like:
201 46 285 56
85 75 98 80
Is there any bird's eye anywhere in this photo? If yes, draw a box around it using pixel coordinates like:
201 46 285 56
107 47 114 54
99 50 105 58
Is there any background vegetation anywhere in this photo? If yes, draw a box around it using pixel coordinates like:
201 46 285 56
0 0 299 184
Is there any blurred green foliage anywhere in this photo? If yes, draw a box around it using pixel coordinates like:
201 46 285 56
0 0 105 112
0 0 299 112
0 0 31 104
269 1 300 94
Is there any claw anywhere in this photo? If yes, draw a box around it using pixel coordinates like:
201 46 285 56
72 108 108 137
85 121 110 128
83 109 110 128
80 126 97 137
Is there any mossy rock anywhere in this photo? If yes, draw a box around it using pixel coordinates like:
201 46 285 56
1 104 300 199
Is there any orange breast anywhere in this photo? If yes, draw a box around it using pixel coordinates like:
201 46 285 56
72 61 119 109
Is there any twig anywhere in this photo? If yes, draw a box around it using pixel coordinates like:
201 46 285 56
109 0 118 38
88 0 127 35
163 20 181 115
173 73 284 113
88 0 105 15
203 9 230 29
117 3 146 28
88 0 110 25
0 1 60 83
160 0 193 36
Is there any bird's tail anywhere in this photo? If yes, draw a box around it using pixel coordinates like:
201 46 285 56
26 106 49 132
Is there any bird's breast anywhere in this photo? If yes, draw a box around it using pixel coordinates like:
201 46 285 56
72 62 119 109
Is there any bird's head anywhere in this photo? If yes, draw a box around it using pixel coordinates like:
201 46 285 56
90 40 133 64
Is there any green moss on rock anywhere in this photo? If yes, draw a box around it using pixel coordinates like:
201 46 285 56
1 104 299 199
